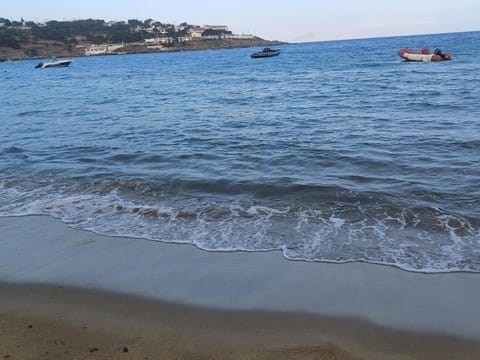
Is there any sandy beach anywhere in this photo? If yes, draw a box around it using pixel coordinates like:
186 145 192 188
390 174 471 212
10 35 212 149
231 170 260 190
1 215 480 359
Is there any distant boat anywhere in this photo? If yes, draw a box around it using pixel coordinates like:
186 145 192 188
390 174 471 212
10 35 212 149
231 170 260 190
398 48 452 62
35 59 72 69
251 48 281 59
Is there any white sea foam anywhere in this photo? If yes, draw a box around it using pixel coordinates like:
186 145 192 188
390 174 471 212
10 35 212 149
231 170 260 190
0 183 479 273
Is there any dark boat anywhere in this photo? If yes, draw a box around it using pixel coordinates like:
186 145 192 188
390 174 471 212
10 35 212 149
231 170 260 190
35 59 72 69
250 48 281 59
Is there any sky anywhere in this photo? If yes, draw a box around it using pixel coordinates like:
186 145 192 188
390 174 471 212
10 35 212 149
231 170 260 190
2 0 479 42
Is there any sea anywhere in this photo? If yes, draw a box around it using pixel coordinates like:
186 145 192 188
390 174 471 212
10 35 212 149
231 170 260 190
1 31 479 273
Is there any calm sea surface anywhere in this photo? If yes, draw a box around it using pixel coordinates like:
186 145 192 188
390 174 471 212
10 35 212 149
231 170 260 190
1 32 479 272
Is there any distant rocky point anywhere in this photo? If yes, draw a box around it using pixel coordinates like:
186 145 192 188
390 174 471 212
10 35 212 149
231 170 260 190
0 17 285 60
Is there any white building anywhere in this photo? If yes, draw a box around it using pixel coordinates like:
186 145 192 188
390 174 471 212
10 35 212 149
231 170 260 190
85 44 124 56
203 25 229 32
159 37 174 44
188 26 204 38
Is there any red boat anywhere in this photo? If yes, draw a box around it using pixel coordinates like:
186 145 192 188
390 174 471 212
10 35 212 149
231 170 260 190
399 48 452 62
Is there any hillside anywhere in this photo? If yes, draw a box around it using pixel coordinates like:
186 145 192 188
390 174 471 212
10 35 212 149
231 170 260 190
0 18 285 60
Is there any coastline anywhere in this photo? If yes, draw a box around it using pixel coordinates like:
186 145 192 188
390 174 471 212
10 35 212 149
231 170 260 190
0 38 286 62
1 215 480 359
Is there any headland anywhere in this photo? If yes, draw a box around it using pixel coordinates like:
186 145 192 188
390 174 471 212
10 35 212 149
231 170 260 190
0 17 285 60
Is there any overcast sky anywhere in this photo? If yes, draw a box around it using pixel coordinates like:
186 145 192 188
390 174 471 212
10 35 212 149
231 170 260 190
2 0 479 42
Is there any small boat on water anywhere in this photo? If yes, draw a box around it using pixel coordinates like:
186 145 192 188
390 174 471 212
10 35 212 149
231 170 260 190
398 48 452 62
35 59 72 69
251 48 281 59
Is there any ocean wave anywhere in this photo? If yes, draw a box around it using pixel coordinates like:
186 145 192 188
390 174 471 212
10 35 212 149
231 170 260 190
3 146 25 154
1 182 478 273
2 32 480 274
449 139 480 150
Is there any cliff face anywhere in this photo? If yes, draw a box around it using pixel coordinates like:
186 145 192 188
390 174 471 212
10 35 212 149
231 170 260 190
0 38 285 60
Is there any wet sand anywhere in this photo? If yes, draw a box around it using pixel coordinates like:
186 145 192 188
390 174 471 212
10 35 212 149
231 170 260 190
1 215 480 359
3 283 480 360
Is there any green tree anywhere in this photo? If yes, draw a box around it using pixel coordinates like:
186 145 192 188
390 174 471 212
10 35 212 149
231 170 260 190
0 28 21 48
128 19 142 26
202 29 232 37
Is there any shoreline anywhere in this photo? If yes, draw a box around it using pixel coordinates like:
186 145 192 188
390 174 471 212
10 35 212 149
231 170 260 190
0 38 286 62
2 282 479 360
1 215 480 358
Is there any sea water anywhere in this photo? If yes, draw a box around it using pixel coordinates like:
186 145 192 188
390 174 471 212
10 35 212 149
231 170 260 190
1 31 479 273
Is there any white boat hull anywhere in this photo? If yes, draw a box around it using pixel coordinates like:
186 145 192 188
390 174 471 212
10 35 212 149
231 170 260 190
402 53 434 62
35 60 72 69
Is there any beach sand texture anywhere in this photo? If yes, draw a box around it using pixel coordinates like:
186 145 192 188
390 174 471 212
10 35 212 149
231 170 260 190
1 215 480 359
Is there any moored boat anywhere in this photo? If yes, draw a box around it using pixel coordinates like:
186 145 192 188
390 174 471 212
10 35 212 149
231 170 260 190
251 48 281 59
398 48 452 62
35 59 72 69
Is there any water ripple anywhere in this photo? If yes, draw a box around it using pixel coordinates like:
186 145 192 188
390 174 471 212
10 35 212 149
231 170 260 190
1 31 480 272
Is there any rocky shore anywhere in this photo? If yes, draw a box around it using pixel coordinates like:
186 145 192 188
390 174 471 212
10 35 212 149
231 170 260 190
0 37 285 61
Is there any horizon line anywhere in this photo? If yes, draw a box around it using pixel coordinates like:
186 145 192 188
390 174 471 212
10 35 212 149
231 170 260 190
2 16 478 43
